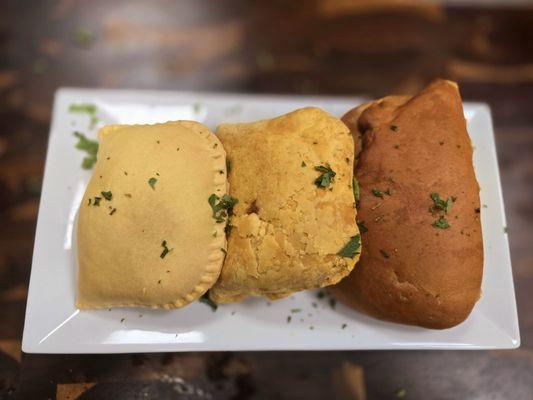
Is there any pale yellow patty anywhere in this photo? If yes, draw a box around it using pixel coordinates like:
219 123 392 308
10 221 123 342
76 121 227 309
210 107 360 303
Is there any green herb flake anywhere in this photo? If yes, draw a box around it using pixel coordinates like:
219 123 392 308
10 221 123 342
208 193 239 223
70 104 98 127
317 291 325 299
199 293 218 312
372 188 383 198
314 164 336 189
148 177 157 190
430 192 454 214
73 132 98 169
341 323 347 329
109 208 117 215
301 161 307 167
160 240 171 259
290 308 301 313
287 316 292 323
390 124 399 132
353 177 360 204
379 249 390 258
101 191 112 201
432 216 450 229
226 159 232 174
504 226 508 233
337 235 361 258
93 197 101 206
357 220 368 233
88 198 92 206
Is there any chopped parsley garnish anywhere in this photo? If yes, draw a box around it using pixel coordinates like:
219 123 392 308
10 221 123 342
390 124 399 132
353 177 360 204
504 226 508 233
290 308 301 313
208 194 239 223
430 193 454 214
148 177 157 190
432 216 450 229
337 235 361 258
372 188 383 198
341 323 347 329
314 165 336 188
73 132 98 169
301 161 306 167
287 316 292 323
101 191 112 201
69 103 98 127
379 249 390 258
160 240 171 258
317 291 325 299
199 293 218 312
109 208 116 215
88 198 92 206
93 196 101 206
357 220 368 233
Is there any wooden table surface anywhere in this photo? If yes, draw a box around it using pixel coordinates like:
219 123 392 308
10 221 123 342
1 1 532 399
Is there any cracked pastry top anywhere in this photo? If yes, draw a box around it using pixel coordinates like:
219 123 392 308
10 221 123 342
332 80 483 329
76 121 227 309
209 107 360 303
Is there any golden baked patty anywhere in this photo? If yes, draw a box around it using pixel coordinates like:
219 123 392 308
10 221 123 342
77 121 227 309
209 107 360 303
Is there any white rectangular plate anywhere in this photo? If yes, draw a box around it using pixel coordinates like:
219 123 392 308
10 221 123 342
22 88 520 353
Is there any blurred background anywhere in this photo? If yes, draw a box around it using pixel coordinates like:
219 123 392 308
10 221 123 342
1 0 532 399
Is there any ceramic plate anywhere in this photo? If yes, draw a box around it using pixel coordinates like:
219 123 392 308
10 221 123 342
22 89 519 353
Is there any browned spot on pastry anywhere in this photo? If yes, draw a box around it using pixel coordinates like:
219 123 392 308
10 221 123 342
246 199 259 214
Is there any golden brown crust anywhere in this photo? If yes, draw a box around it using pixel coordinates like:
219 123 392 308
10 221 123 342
77 121 227 309
210 107 360 303
332 79 483 329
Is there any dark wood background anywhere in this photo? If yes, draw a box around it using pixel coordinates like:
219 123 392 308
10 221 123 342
1 1 532 399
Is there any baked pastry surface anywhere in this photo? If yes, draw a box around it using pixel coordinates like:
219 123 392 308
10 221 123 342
77 121 227 309
210 107 360 303
332 80 483 329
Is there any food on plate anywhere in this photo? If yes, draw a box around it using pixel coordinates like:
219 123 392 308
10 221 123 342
76 121 228 309
209 107 361 303
331 79 483 329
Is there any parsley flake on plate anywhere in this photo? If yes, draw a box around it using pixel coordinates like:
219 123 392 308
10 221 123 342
101 191 112 201
73 132 98 169
337 235 361 258
314 164 336 188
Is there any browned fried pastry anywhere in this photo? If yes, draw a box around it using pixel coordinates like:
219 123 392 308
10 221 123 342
210 107 360 303
332 79 483 329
